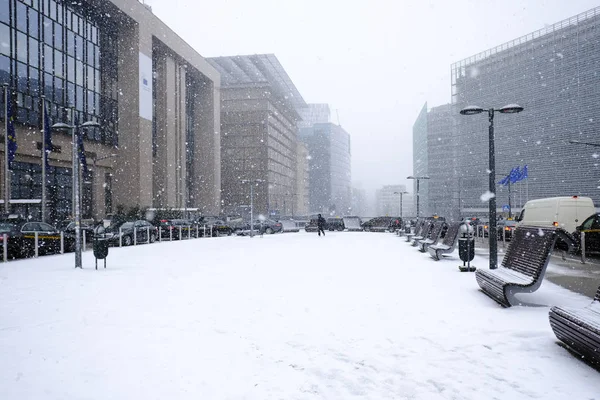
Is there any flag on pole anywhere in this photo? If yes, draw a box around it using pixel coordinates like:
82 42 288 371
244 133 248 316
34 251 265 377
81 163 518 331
5 92 17 170
76 116 89 176
43 101 53 170
509 166 521 184
497 175 509 186
520 164 528 180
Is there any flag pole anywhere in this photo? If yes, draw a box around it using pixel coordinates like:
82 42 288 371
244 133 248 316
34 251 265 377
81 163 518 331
41 96 46 222
3 84 8 214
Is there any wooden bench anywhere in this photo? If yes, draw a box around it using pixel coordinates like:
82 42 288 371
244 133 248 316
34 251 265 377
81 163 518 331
549 285 600 365
417 221 447 253
410 222 433 247
475 225 574 307
428 222 462 260
405 220 425 242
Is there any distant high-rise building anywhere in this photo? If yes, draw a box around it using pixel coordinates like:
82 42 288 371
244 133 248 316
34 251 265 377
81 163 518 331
299 122 351 215
207 54 306 217
351 187 368 216
375 185 408 216
298 104 330 128
295 142 310 215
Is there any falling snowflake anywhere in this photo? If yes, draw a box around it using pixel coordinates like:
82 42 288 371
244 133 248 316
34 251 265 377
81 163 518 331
480 191 495 202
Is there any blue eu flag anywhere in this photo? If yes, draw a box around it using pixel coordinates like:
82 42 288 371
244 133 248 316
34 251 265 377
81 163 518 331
6 93 17 170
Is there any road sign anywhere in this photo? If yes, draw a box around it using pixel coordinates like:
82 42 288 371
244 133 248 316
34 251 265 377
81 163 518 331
502 205 510 212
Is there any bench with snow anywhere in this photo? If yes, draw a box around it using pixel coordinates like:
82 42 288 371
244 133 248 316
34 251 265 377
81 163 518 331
405 220 426 242
416 220 447 253
410 221 433 247
549 285 600 365
428 222 461 260
475 225 574 308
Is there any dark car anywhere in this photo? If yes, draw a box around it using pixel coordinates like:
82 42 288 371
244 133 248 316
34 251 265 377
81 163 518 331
304 218 319 232
98 220 158 246
497 220 517 241
361 217 395 232
0 220 62 258
157 219 197 240
238 219 283 235
388 217 403 232
60 221 98 252
197 217 233 236
327 217 345 231
575 213 600 253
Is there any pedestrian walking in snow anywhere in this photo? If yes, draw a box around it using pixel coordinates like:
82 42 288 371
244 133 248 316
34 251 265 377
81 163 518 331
317 214 326 237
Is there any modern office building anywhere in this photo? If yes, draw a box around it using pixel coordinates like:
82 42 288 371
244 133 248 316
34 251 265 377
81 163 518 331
298 103 330 129
351 186 368 217
375 184 408 217
451 6 600 215
0 0 221 222
299 122 351 215
207 54 306 218
295 141 310 215
411 103 457 219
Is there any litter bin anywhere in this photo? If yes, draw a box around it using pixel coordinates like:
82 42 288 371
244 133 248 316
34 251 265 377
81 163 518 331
93 237 109 270
458 223 476 272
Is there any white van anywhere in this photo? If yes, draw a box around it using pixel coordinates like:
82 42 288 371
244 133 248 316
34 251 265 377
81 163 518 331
515 196 596 234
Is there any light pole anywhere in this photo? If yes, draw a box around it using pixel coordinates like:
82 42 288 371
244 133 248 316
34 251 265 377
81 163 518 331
52 110 100 269
241 179 264 237
407 176 429 219
568 139 600 148
460 104 524 270
393 191 408 218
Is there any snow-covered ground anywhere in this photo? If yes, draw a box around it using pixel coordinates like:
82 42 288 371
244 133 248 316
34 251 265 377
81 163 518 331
0 232 598 399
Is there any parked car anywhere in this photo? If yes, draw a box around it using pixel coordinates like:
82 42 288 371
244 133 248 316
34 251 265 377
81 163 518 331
516 196 595 234
304 218 319 232
197 217 233 236
0 219 61 258
238 219 283 235
157 219 197 240
497 220 517 241
361 217 395 232
574 213 600 253
342 216 363 231
98 220 158 246
327 217 345 231
60 221 98 252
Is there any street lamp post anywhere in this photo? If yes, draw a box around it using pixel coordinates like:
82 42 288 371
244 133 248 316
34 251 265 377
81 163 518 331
407 176 429 219
52 109 100 269
568 139 600 148
460 104 524 270
393 191 409 219
241 179 264 237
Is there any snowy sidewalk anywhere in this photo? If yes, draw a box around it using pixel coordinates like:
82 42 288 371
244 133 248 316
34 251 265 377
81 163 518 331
0 232 598 399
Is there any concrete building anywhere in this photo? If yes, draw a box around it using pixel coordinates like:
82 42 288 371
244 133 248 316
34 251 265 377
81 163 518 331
351 187 368 217
295 141 310 215
207 54 306 218
0 0 221 222
375 184 408 217
298 103 330 129
450 6 600 216
299 122 351 216
412 103 456 219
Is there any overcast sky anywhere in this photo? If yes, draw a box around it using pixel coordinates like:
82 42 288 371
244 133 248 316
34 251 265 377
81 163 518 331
144 0 599 198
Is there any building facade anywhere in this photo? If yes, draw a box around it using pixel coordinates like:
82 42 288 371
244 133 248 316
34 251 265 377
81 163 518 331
295 141 309 215
411 104 430 217
451 6 600 215
298 103 330 129
375 184 408 217
207 54 305 218
0 0 221 222
299 122 351 216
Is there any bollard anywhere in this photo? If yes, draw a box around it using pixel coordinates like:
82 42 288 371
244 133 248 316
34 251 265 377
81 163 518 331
159 227 162 242
581 231 587 264
203 225 206 237
60 231 64 254
83 230 87 252
179 226 182 241
188 226 191 240
196 225 199 238
119 228 123 247
34 232 39 258
134 228 137 246
211 225 213 237
147 227 150 244
170 227 173 241
502 227 506 248
2 233 6 262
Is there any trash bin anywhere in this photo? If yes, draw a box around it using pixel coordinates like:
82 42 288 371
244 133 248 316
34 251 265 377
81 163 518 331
458 223 476 272
93 237 109 269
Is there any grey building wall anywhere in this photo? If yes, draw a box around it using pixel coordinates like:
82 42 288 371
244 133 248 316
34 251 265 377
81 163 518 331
451 7 600 215
299 122 351 215
412 103 429 217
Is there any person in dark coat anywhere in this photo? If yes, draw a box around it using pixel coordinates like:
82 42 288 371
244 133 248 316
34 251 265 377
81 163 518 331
317 214 326 236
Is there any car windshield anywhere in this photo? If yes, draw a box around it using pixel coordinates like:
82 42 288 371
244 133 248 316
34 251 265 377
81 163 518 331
0 223 14 233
